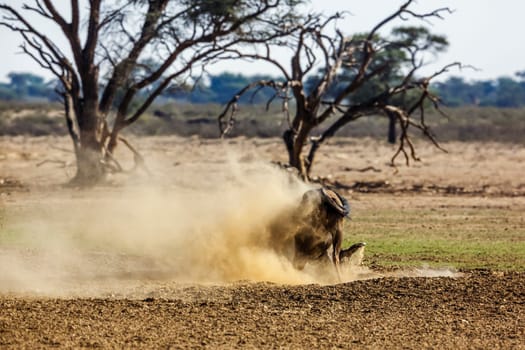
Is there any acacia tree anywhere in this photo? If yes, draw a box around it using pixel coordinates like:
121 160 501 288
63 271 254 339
307 26 449 144
0 0 299 186
218 0 462 180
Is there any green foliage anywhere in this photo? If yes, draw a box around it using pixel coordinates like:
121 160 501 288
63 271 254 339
185 0 241 23
391 26 448 54
435 76 525 108
0 85 17 100
3 67 525 108
183 0 302 27
2 101 524 143
0 72 56 101
165 72 282 104
306 26 449 106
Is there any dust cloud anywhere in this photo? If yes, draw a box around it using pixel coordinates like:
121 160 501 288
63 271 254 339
0 158 460 298
1 159 322 297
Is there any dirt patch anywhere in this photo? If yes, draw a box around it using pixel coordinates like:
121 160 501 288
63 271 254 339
0 176 27 193
1 271 524 349
1 136 524 348
2 136 525 193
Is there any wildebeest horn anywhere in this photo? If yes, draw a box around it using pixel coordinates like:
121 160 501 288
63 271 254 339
320 188 350 217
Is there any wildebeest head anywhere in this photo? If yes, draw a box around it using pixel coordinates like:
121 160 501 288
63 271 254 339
320 188 350 218
300 188 350 220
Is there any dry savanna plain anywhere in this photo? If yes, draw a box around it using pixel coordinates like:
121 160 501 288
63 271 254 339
1 135 524 349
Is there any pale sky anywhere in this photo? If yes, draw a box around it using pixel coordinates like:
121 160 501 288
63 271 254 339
0 1 523 83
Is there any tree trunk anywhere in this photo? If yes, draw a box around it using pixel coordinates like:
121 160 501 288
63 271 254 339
71 138 105 186
387 111 397 144
283 129 295 166
282 122 312 181
69 106 106 187
305 140 320 177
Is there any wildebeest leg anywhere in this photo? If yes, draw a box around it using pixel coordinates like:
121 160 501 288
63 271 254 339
331 255 343 282
332 227 343 282
334 261 342 282
339 242 367 260
292 252 307 270
339 242 367 265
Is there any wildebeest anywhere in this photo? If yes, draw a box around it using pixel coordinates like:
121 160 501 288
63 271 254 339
269 187 366 279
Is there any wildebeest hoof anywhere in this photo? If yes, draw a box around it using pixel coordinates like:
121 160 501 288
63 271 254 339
339 242 366 265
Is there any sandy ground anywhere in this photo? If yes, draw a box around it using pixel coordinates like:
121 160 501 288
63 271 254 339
1 271 524 349
1 135 524 349
2 135 524 194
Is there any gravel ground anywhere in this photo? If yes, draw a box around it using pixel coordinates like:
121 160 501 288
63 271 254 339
1 271 524 349
2 136 524 349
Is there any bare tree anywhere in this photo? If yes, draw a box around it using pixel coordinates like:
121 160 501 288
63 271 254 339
218 0 462 180
0 0 299 186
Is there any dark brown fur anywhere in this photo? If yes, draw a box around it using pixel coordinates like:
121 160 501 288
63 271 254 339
269 188 356 278
292 198 344 271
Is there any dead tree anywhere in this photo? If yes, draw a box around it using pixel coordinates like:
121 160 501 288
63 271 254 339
218 0 462 180
0 0 299 186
